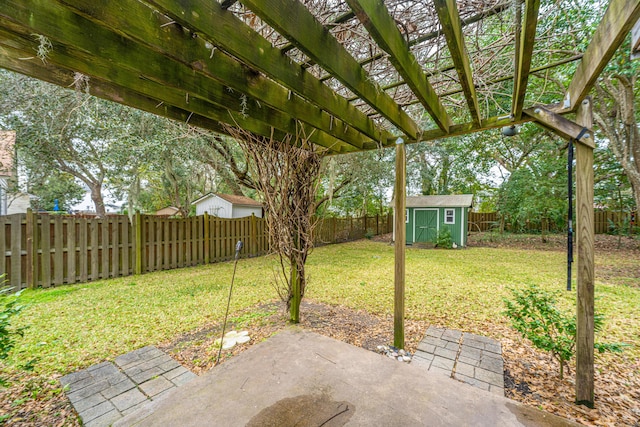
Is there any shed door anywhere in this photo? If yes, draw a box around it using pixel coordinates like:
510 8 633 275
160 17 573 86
414 209 438 243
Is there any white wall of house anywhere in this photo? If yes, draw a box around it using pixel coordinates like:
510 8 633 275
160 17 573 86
193 194 262 218
6 192 30 214
0 176 31 215
232 205 262 218
195 196 232 217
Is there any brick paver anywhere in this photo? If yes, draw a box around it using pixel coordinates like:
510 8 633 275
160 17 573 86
60 346 197 427
413 326 505 395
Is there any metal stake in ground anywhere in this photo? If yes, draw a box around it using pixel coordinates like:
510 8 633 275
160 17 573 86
216 240 243 366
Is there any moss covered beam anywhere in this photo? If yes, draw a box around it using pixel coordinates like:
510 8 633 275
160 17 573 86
434 0 481 126
0 24 351 153
45 0 369 150
140 0 391 144
565 0 640 111
0 43 233 137
0 0 357 152
512 0 540 120
346 0 451 133
240 0 420 139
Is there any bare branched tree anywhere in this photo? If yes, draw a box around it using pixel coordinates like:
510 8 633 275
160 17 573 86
224 124 327 323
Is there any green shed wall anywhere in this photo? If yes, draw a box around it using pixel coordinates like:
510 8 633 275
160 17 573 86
405 206 469 247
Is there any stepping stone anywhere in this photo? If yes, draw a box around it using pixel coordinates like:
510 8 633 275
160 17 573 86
61 346 197 427
413 327 505 395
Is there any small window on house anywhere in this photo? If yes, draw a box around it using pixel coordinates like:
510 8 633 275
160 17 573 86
445 209 455 224
405 209 409 223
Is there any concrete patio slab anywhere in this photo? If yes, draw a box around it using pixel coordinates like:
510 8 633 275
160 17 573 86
115 328 578 427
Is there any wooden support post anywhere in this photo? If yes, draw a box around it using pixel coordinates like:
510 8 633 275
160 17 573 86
134 211 143 275
394 138 406 349
575 97 595 407
204 212 210 264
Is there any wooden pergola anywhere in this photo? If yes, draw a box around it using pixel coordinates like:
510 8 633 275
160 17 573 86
1 0 639 407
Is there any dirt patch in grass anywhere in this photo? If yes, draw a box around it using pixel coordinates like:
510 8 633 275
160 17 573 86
468 231 640 253
159 300 428 375
0 372 79 426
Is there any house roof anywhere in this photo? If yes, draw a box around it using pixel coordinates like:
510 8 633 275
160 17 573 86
192 193 262 207
405 195 474 208
156 206 180 215
0 130 16 177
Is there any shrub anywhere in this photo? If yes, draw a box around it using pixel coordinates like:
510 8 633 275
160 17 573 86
503 284 626 379
435 226 453 249
0 278 28 386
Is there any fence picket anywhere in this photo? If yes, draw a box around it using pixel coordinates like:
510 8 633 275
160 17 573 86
9 214 22 289
40 215 51 288
54 216 64 286
0 217 6 281
121 217 129 276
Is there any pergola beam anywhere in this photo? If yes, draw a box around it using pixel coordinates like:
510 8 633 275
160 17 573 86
512 0 540 120
564 0 640 110
0 44 231 137
523 107 595 148
346 0 451 133
141 0 390 144
42 0 371 150
434 0 481 126
0 25 351 153
240 0 420 139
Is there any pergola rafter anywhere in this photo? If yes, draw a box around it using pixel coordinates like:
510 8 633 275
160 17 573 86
347 0 452 132
240 0 421 139
0 0 639 408
434 0 481 126
512 0 540 120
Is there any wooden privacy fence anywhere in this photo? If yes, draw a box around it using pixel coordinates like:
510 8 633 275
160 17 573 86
468 210 638 234
314 214 392 244
1 211 392 290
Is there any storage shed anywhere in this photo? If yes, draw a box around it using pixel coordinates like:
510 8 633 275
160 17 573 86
399 194 473 247
192 193 263 218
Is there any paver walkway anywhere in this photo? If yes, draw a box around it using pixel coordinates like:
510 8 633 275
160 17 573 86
412 326 504 395
60 346 197 427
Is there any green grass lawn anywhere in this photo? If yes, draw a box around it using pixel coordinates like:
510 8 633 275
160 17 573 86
6 240 639 377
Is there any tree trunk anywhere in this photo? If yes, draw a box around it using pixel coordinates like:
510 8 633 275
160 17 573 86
89 183 106 217
594 75 640 212
289 256 302 323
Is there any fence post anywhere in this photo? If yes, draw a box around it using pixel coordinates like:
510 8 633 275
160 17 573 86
134 211 143 275
250 213 257 257
204 212 210 264
25 209 36 289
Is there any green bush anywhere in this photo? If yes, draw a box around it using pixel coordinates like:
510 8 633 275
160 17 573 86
435 226 453 249
0 278 28 386
503 284 626 379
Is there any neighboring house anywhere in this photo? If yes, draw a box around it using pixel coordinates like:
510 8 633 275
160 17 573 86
0 130 31 215
192 193 263 218
394 194 473 247
156 206 182 217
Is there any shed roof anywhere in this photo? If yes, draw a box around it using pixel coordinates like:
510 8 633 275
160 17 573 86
406 194 473 208
192 193 262 207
